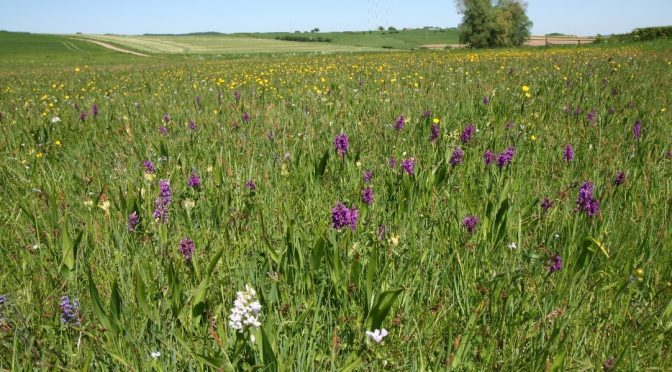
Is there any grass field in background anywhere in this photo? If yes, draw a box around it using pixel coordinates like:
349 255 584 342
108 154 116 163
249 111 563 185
1 31 671 370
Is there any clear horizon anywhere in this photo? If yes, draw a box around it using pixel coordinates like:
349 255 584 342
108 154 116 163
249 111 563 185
0 0 670 37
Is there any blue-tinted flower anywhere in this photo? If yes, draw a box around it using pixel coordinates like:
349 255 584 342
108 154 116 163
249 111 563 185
331 202 359 231
162 114 171 123
563 144 575 162
363 170 373 183
482 96 490 105
388 157 397 169
430 123 440 142
242 112 250 123
91 104 99 118
496 147 515 168
361 187 373 206
143 160 155 174
483 150 495 165
377 224 387 240
614 171 625 186
541 198 553 211
460 124 475 144
577 181 600 217
188 120 197 131
633 120 641 139
179 237 195 261
245 180 257 191
188 171 201 189
547 255 562 273
79 111 87 122
158 126 169 134
450 147 464 166
422 110 432 118
153 179 172 223
402 158 415 176
60 296 80 325
333 134 349 158
127 211 139 232
462 215 479 234
586 109 596 124
394 115 405 131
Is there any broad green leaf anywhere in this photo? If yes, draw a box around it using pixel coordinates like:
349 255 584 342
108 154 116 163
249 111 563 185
134 267 154 320
369 288 403 330
88 270 116 333
110 280 122 320
314 149 329 178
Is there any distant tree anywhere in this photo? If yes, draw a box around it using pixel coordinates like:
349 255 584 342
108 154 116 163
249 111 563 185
456 0 532 48
388 26 397 31
499 0 532 45
311 28 320 33
377 26 385 31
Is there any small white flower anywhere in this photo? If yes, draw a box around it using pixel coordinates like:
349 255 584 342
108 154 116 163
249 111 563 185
366 328 388 344
150 351 161 359
51 116 61 124
249 301 262 314
508 242 517 250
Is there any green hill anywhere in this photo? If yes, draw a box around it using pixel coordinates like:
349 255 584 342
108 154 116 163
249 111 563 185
0 31 147 68
242 28 459 49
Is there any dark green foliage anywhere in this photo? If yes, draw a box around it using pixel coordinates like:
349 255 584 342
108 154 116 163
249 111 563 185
456 0 532 48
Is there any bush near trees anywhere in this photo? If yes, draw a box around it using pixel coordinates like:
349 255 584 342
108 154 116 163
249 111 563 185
456 0 532 48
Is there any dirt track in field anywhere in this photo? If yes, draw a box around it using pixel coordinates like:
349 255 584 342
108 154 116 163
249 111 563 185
77 38 149 57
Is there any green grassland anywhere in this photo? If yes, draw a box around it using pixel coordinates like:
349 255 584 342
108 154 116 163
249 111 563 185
0 31 671 370
242 28 460 49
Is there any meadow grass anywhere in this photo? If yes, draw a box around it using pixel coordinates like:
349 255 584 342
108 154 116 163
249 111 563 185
0 36 671 370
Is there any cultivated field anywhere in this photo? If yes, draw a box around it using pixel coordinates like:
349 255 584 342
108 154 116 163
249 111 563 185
0 33 671 370
77 34 382 54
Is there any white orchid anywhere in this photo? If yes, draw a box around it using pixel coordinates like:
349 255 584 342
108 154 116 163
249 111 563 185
366 328 388 344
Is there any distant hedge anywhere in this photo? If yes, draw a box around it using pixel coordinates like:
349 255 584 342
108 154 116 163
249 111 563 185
596 26 672 43
275 35 332 43
632 26 672 40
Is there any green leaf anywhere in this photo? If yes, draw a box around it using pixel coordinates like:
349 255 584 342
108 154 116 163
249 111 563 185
193 246 225 321
88 270 117 333
314 149 329 178
311 235 326 272
365 249 378 313
369 288 403 330
549 351 565 371
195 354 232 370
110 280 122 320
134 267 154 320
60 228 83 279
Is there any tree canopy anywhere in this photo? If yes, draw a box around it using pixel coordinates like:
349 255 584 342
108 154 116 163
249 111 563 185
456 0 532 48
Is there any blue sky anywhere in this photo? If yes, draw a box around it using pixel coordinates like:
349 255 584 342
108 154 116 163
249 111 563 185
0 0 670 36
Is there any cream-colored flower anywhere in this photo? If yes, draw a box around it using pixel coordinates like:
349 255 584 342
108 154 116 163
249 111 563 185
389 234 400 246
98 200 110 213
183 198 195 210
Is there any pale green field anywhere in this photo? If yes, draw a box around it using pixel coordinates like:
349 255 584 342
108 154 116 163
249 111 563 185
77 34 382 54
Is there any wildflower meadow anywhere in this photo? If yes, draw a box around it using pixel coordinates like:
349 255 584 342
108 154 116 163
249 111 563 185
1 42 671 369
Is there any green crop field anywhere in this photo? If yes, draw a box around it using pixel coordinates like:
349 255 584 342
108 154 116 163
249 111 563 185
0 31 671 370
76 34 383 55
